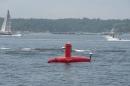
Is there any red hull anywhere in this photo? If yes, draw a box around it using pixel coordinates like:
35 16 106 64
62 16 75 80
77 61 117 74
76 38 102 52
48 56 90 63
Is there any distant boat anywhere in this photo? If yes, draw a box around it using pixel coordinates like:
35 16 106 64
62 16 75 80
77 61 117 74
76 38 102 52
104 28 122 41
102 28 116 36
105 35 121 41
0 10 12 35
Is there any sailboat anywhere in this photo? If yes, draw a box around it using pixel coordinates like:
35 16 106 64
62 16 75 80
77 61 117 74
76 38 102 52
0 10 12 35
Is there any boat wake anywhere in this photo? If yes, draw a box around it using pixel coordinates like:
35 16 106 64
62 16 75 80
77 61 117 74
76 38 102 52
74 49 90 52
0 47 126 55
12 33 22 37
104 35 130 41
0 47 63 52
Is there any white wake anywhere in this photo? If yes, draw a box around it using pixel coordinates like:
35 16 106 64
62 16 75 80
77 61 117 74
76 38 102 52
105 35 130 41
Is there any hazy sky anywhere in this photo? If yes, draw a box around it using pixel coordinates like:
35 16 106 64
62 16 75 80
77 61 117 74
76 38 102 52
0 0 130 19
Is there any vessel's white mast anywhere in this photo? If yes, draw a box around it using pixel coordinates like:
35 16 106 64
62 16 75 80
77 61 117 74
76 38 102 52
1 10 11 32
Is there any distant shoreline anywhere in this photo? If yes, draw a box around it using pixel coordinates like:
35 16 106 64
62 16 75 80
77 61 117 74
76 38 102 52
0 18 130 33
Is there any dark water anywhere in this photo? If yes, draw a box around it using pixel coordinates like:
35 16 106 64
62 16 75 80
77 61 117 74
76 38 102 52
0 33 130 86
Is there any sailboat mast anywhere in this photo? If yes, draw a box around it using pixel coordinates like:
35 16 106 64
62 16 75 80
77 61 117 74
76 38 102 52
1 10 11 32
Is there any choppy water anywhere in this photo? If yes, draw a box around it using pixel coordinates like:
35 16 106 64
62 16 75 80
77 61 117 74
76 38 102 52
0 33 130 86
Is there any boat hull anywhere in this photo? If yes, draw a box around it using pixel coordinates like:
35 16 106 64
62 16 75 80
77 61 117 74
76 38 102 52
48 56 91 63
0 32 12 35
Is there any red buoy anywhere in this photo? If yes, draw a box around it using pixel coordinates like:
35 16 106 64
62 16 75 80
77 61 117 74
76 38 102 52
48 42 91 63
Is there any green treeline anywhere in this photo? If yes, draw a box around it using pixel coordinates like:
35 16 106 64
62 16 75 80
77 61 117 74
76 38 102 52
0 17 130 33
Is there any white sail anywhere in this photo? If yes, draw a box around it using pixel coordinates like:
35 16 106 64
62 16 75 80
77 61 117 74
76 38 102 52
0 10 12 34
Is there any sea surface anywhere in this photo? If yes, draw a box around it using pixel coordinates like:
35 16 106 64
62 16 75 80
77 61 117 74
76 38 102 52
0 33 130 86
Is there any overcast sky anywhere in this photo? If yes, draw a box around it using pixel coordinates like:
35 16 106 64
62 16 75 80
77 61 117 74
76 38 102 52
0 0 130 19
